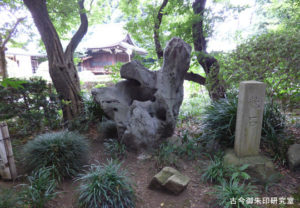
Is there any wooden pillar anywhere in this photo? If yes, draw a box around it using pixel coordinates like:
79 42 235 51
0 122 17 180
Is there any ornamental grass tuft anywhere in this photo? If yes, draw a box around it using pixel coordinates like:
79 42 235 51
22 130 89 181
76 160 136 208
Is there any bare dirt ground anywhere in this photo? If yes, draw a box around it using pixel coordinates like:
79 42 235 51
1 125 300 208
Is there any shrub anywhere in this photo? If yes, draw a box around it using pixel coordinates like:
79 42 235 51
97 119 118 139
104 138 126 160
212 179 258 208
22 131 89 181
76 160 136 208
19 167 58 208
0 78 61 137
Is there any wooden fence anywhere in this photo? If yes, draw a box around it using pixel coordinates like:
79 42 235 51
0 122 17 180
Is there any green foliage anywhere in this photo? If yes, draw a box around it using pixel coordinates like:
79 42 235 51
105 62 123 84
0 0 29 49
68 93 104 133
0 78 27 88
220 30 300 109
178 81 210 121
201 153 227 183
201 154 257 207
179 96 207 121
0 78 61 137
155 141 178 168
200 96 238 147
0 187 20 208
19 167 59 208
200 94 291 164
201 153 251 184
76 160 136 208
104 138 126 160
22 131 89 181
212 179 258 208
261 102 293 165
176 134 203 160
155 134 203 168
227 164 251 182
119 0 243 61
97 119 118 139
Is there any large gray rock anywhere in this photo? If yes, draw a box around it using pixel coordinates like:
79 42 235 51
92 38 191 150
288 144 300 171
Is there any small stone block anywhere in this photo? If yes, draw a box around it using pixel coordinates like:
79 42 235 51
164 174 190 194
149 167 179 189
149 167 190 195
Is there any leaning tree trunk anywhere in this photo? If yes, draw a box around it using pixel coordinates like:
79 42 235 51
23 0 88 122
192 0 225 100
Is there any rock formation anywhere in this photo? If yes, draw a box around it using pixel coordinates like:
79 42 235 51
92 37 191 150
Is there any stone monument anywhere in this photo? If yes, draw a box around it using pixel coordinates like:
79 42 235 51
224 81 276 181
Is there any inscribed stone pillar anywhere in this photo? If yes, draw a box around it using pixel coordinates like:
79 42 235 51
234 81 266 157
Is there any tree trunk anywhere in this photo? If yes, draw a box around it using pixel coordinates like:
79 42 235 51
0 47 7 78
192 0 225 100
153 0 169 60
23 0 88 122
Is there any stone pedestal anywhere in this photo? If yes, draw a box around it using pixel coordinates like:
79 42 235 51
224 81 277 182
224 149 276 182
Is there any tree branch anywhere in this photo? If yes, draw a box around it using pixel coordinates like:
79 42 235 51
154 0 168 60
184 72 206 85
65 0 88 57
1 17 25 48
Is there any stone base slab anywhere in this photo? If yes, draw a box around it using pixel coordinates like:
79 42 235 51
223 149 278 183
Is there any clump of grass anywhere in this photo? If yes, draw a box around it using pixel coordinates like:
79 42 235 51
76 160 136 208
155 141 178 168
200 97 238 147
261 102 292 165
22 131 89 181
201 153 250 184
0 187 20 208
19 166 59 208
213 179 258 208
176 134 203 160
201 153 227 183
104 138 126 160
